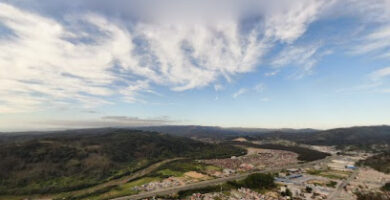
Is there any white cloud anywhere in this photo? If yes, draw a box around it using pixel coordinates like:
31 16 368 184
268 0 390 77
370 67 390 81
345 0 390 57
367 66 390 93
262 0 332 43
214 84 224 91
271 44 326 78
0 3 131 112
233 88 248 98
339 66 390 93
119 80 151 103
0 1 336 113
4 116 174 131
352 25 390 57
264 70 280 77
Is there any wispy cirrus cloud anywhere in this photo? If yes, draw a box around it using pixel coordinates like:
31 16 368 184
5 0 381 114
350 25 390 57
0 115 175 131
0 1 330 113
346 0 390 58
232 88 248 98
271 43 332 78
368 66 390 93
337 66 390 94
370 67 390 81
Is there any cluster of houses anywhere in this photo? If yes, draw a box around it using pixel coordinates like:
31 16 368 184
275 168 338 200
202 150 297 173
188 188 289 200
134 177 185 192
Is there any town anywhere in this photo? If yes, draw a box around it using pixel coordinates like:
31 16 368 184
113 141 390 200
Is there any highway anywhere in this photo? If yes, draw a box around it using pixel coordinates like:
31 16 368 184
112 155 336 200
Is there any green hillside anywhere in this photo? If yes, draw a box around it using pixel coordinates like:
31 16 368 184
357 153 390 174
251 126 390 150
0 129 244 195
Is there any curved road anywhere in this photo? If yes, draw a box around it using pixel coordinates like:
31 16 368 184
112 155 337 200
66 158 182 198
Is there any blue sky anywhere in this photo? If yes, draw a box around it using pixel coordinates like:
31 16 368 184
0 0 390 131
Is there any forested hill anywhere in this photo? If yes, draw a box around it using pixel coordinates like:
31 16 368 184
0 129 244 195
137 125 390 150
251 125 390 150
357 152 390 174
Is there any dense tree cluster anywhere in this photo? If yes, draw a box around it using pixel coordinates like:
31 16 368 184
241 173 276 190
356 191 390 200
251 126 390 151
357 153 390 174
382 182 390 191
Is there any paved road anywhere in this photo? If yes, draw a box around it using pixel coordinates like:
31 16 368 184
112 156 337 200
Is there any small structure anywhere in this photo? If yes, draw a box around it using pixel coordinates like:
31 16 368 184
280 186 287 193
287 168 299 173
223 168 235 175
239 163 254 171
345 165 357 170
286 174 303 179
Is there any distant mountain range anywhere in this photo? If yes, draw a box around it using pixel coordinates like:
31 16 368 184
252 125 390 150
1 125 390 149
138 125 390 150
136 125 318 139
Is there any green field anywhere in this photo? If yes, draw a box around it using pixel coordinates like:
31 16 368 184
151 159 221 178
307 169 350 180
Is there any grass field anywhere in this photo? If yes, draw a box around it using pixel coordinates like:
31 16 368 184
151 159 221 178
307 169 351 180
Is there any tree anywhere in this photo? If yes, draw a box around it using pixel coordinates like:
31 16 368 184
382 182 390 191
281 188 292 197
306 186 313 193
242 173 275 190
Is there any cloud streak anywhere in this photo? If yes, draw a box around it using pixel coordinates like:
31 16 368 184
1 0 380 113
0 1 326 112
233 88 248 98
371 67 390 81
20 116 174 131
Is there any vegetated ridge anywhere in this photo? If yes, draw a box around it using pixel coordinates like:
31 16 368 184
357 152 390 174
0 129 244 195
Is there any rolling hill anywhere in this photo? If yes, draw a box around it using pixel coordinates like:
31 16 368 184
0 129 244 195
137 125 317 140
252 125 390 150
139 125 390 151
